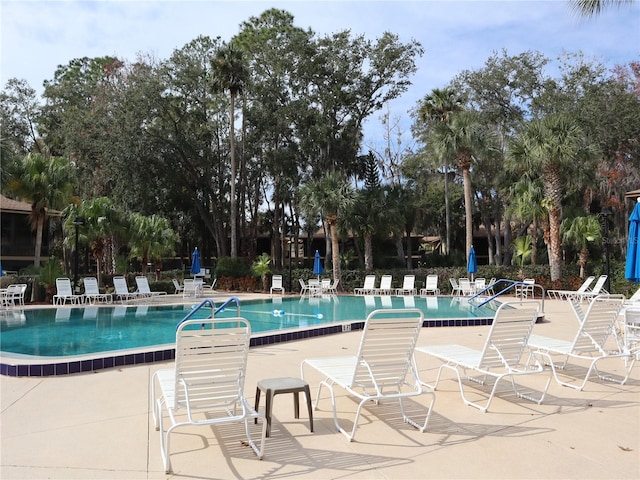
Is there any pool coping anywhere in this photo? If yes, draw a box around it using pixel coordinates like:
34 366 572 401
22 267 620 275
0 316 499 377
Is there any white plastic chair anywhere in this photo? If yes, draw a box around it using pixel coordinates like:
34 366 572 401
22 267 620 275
458 278 475 296
135 276 167 299
301 308 434 441
151 317 266 473
449 278 462 296
182 278 200 298
375 275 393 295
270 274 285 295
529 294 634 390
53 278 85 305
172 279 184 294
395 275 416 295
354 275 376 295
515 278 535 299
298 279 309 296
547 276 595 300
623 307 640 361
574 275 608 302
83 277 113 304
113 276 142 303
2 284 27 307
416 300 549 412
420 275 440 296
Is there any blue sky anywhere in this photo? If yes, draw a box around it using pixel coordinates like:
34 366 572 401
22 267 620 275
2 0 639 147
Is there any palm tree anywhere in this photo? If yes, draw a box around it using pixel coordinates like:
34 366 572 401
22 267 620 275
251 253 271 292
6 152 75 266
211 42 248 258
299 172 355 287
512 235 533 280
508 115 597 281
342 154 384 271
430 110 489 261
570 0 634 17
507 179 547 265
66 197 125 279
418 87 463 255
129 213 179 275
561 215 601 278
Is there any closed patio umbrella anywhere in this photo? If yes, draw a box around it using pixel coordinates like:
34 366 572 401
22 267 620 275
468 246 477 281
190 247 201 276
313 250 323 281
625 199 640 283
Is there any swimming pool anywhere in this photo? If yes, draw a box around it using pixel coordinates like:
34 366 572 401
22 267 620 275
0 295 501 377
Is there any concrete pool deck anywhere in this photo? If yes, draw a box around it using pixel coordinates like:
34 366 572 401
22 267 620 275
1 296 639 479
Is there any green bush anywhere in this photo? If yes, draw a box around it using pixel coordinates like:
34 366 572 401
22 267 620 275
215 256 251 278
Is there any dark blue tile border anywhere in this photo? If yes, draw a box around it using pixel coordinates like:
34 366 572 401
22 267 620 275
1 313 512 377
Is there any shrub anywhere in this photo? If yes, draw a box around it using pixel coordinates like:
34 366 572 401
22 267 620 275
216 256 251 278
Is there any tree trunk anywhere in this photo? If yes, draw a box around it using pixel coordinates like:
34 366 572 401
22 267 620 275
364 233 373 271
461 160 473 260
34 214 44 267
229 91 238 258
328 217 341 285
444 165 451 255
531 217 539 265
493 201 502 265
545 167 563 281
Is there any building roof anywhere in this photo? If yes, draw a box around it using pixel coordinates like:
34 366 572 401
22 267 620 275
0 193 62 216
0 194 32 213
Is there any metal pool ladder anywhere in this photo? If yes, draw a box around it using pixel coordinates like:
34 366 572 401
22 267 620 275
177 296 241 328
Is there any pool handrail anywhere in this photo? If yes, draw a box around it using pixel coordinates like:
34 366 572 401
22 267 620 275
470 279 545 312
176 296 241 329
214 296 241 316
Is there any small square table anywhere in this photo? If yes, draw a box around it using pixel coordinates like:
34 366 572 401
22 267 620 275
254 377 313 438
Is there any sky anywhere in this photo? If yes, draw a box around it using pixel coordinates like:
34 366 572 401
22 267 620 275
1 0 639 147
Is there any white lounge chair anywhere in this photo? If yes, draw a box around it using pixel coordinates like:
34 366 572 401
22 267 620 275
625 286 640 306
528 294 634 390
420 275 440 296
298 279 309 296
201 277 217 292
374 275 393 295
574 275 608 302
171 279 184 294
415 300 550 412
113 276 142 303
301 308 435 441
53 277 85 305
395 275 416 296
270 274 285 295
354 275 376 295
83 277 112 304
325 279 339 295
486 278 497 296
151 317 266 473
135 276 167 299
547 276 595 300
449 278 462 296
623 307 640 361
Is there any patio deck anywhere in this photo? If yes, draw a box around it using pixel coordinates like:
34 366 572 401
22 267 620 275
1 297 639 479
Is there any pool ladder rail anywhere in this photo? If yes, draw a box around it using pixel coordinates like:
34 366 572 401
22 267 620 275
177 296 241 329
469 279 545 312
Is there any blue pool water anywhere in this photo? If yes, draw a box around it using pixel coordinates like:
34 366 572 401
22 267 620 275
0 295 500 358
